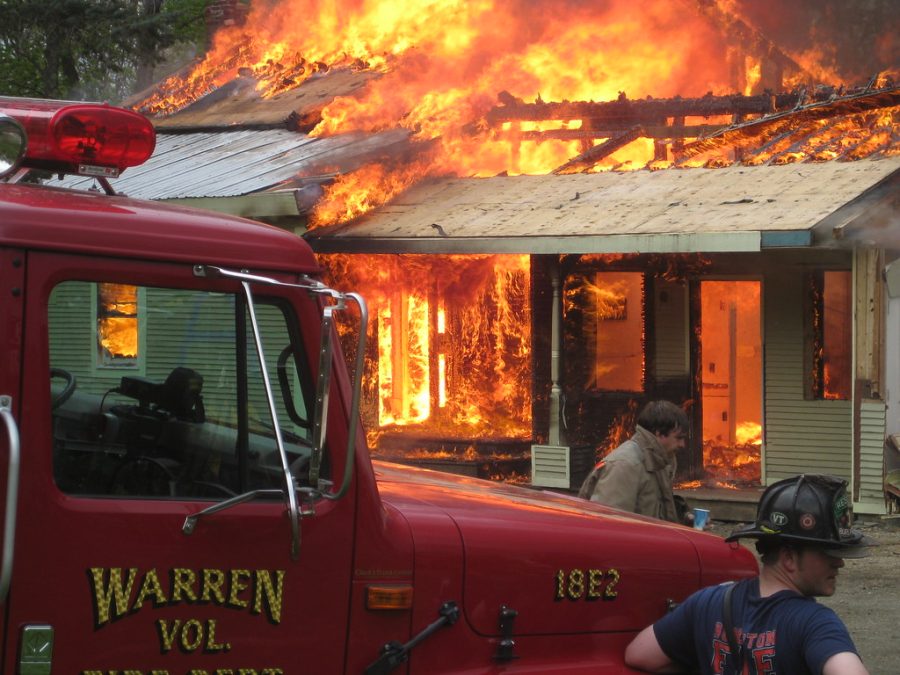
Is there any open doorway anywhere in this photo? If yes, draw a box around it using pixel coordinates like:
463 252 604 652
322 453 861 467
700 280 762 485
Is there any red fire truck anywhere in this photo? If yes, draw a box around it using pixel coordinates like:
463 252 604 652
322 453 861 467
0 97 756 674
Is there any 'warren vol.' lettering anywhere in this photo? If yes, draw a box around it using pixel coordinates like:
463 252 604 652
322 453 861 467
88 568 286 627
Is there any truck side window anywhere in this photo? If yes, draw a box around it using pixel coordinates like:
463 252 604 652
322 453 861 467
49 281 316 499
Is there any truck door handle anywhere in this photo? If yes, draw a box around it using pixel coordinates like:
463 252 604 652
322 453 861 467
0 395 21 601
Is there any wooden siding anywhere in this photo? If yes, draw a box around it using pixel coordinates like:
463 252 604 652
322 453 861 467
49 282 129 393
143 289 238 418
764 267 853 483
854 249 885 397
858 398 887 512
653 280 689 379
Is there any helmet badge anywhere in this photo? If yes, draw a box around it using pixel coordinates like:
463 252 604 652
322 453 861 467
799 513 816 530
770 511 788 528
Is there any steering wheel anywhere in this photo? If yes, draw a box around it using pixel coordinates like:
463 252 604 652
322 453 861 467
50 367 77 410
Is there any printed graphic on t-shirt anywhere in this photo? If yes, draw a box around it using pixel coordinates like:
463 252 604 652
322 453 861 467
711 622 776 674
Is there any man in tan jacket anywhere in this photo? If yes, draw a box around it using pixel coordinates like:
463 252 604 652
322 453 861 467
578 400 688 523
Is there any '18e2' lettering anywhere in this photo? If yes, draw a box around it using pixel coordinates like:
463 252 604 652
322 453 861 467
554 568 620 601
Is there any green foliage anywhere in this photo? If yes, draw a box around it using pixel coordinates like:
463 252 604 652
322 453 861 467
0 0 209 101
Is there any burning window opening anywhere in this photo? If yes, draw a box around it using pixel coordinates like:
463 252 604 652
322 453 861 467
97 283 139 368
563 255 698 470
700 280 762 486
808 270 852 401
377 291 431 426
589 272 645 393
320 253 532 475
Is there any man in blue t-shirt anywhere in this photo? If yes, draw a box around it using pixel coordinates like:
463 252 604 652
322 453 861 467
624 474 874 675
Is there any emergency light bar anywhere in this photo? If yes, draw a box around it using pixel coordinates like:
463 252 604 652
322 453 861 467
0 97 155 178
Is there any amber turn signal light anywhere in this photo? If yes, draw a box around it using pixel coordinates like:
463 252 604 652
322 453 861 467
366 584 413 610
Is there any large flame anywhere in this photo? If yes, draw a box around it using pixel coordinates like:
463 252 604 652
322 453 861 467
136 1 897 228
322 253 531 447
142 0 743 118
133 1 892 485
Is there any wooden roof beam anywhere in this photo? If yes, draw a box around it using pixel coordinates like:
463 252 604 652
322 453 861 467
553 126 645 174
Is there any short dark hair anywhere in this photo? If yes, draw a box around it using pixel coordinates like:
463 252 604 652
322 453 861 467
636 400 689 436
755 537 783 564
756 538 825 566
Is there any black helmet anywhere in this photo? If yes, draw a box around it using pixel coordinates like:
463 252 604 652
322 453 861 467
726 474 875 558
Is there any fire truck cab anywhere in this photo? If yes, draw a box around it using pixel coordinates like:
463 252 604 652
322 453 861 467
0 97 756 674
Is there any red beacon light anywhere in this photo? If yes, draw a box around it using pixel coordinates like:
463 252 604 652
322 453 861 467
0 97 156 179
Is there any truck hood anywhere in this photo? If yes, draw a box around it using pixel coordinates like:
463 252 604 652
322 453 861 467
374 460 756 637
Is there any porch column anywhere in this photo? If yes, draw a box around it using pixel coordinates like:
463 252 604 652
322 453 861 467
549 261 566 446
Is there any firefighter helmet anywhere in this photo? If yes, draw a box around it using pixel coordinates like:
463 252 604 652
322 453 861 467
726 474 875 558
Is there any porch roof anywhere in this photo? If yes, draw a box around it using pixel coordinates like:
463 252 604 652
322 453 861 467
306 157 900 255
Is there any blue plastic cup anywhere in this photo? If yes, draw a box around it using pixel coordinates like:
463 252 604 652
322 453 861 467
693 508 710 530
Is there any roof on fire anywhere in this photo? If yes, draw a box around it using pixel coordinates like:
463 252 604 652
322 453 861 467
53 127 411 219
51 60 899 253
52 67 408 218
146 68 381 131
306 157 900 255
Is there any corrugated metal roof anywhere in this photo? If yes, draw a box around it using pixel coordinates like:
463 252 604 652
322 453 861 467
54 128 409 200
145 67 380 130
307 157 900 254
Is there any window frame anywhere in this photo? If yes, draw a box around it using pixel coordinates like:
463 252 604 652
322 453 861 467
92 282 146 374
804 268 852 401
48 271 318 500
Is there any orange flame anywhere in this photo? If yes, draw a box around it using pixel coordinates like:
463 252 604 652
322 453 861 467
136 2 898 223
98 317 138 358
309 158 436 228
735 421 762 446
97 283 138 359
322 253 532 445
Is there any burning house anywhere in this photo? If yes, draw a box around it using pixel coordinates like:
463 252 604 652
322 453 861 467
308 158 897 516
55 0 899 514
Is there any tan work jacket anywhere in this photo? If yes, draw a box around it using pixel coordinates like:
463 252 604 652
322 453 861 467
579 425 679 522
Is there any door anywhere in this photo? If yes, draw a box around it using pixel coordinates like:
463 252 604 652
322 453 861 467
699 280 762 485
5 252 356 673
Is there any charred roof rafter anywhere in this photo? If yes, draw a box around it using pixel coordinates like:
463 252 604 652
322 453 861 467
484 80 899 172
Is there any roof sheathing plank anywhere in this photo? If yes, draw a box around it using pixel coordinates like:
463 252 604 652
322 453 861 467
307 158 900 254
148 67 381 130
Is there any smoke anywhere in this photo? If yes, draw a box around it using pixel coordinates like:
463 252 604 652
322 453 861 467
732 0 897 82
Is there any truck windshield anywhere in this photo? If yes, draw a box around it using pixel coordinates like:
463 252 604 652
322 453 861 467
49 280 318 499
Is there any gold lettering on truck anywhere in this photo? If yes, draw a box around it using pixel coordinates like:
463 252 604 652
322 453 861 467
89 567 138 625
554 568 621 601
85 567 287 671
88 567 286 627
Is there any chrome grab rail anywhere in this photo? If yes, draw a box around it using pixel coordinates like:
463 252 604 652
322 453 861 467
0 395 20 600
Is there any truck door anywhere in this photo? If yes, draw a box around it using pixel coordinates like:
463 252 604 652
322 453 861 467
5 252 356 674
